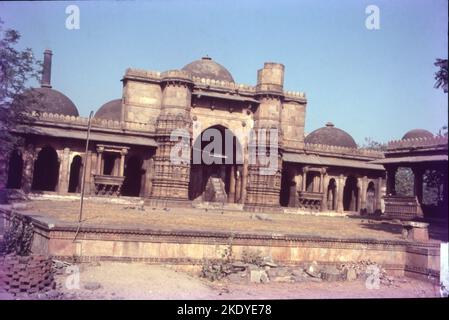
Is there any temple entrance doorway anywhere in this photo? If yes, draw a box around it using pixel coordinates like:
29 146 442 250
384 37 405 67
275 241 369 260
188 125 243 203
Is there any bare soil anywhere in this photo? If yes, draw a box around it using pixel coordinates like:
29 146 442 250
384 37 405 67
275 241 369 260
50 261 440 300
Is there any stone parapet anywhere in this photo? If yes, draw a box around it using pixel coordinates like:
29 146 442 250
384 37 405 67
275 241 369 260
25 112 153 132
305 143 384 159
387 135 448 151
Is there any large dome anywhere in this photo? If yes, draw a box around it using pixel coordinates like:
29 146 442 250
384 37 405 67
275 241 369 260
182 56 234 82
305 122 357 148
402 129 433 140
21 87 79 117
95 99 122 121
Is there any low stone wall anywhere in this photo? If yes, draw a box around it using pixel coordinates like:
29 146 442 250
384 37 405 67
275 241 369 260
22 213 441 283
0 254 55 295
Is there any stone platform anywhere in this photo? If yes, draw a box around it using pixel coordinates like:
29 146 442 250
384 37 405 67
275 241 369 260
0 200 442 284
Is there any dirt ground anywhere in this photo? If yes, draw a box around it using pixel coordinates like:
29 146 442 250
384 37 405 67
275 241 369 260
16 199 445 242
45 261 440 300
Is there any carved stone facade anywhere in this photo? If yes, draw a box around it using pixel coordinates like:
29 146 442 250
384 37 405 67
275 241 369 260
9 50 446 218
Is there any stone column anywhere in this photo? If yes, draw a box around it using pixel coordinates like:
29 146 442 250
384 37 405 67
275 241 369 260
386 166 397 196
228 165 236 203
322 174 328 211
241 159 248 204
412 167 424 203
319 172 324 193
84 151 92 195
361 176 368 210
22 144 35 193
235 167 242 204
377 177 384 212
119 148 128 177
302 167 308 192
356 177 362 213
57 147 70 194
336 175 346 213
96 146 104 175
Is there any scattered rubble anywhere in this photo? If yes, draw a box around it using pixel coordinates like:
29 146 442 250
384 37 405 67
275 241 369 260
214 258 397 286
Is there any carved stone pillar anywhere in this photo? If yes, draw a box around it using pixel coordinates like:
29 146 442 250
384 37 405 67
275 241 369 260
228 165 236 203
361 176 368 210
336 175 346 213
96 146 104 175
57 147 70 194
412 167 424 203
241 158 248 204
235 167 242 203
22 144 35 193
356 177 362 213
302 167 308 192
386 165 397 195
84 151 92 195
119 148 128 177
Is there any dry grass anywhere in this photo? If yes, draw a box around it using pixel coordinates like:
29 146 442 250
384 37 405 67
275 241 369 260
14 199 428 242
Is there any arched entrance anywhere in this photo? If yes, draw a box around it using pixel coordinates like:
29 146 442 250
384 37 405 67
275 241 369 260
188 125 243 203
6 150 23 189
366 181 376 214
343 175 358 212
280 165 295 207
68 155 82 193
327 178 337 211
32 146 59 191
122 155 144 197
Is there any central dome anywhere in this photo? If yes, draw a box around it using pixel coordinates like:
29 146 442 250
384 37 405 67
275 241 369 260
182 56 234 82
305 122 358 149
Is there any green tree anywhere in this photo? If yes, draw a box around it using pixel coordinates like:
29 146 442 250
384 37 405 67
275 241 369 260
434 58 448 93
0 18 41 202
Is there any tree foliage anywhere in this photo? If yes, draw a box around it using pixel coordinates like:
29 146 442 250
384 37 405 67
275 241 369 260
434 58 448 93
0 18 41 156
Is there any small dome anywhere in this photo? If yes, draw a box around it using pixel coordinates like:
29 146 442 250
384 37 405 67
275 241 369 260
305 122 357 148
402 129 433 140
21 87 79 116
95 99 122 121
182 56 234 82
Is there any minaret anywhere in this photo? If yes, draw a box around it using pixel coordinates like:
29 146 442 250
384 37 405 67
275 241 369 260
245 62 285 211
41 49 52 88
149 70 194 206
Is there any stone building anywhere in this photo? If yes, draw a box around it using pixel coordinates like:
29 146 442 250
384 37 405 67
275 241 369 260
5 49 439 216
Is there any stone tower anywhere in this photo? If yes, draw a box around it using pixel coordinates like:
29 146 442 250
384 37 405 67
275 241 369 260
149 70 193 205
245 63 285 211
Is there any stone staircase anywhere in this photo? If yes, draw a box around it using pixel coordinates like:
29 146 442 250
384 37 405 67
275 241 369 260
204 177 227 203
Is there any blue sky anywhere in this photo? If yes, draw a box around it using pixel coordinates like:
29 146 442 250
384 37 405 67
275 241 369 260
1 0 447 144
